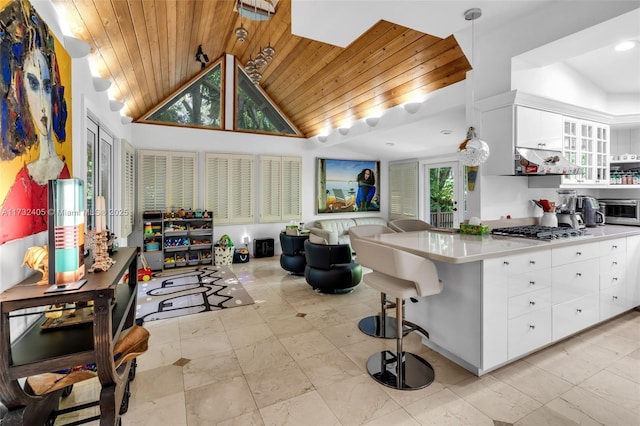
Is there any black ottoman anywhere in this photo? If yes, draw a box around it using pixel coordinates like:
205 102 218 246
280 232 308 275
303 240 362 293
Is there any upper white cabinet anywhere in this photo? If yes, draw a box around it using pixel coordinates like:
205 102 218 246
561 117 609 185
515 106 562 150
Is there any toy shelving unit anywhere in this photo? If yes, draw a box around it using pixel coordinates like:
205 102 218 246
161 212 213 270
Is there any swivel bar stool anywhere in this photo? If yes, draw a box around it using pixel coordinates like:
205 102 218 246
349 225 398 339
354 238 443 390
388 218 432 232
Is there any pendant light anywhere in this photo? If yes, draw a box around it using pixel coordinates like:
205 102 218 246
235 0 249 43
458 8 490 167
262 2 276 61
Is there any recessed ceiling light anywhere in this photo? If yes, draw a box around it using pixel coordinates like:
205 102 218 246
440 129 452 135
614 40 637 52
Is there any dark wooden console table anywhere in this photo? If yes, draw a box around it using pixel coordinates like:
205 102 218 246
0 247 138 425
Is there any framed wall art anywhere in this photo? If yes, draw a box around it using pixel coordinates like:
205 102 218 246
316 158 380 214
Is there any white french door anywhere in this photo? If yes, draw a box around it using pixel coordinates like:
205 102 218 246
423 161 462 228
86 115 114 232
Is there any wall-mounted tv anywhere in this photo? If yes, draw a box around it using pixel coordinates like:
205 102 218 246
316 158 380 214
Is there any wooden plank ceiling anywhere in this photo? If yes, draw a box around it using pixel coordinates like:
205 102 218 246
51 0 471 137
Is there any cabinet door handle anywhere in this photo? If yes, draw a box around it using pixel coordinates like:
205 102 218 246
612 296 618 300
529 301 536 306
576 272 582 277
612 277 618 281
529 260 536 265
612 261 618 266
612 245 617 249
576 308 582 313
503 261 510 266
529 325 536 330
576 251 582 256
529 281 536 286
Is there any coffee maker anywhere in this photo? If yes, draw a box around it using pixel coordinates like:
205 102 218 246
576 195 604 227
556 189 585 229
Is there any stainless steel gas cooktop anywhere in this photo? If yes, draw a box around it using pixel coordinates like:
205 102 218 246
490 225 588 240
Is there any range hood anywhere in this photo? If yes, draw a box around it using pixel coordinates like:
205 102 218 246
514 147 581 175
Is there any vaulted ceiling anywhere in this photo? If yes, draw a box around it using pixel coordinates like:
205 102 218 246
51 0 471 137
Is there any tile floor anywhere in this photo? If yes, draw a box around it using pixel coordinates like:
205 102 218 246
56 257 640 425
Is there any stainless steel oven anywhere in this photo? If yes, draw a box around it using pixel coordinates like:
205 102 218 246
598 199 640 226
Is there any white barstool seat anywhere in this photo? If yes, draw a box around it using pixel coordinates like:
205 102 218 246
388 218 432 232
349 225 399 339
355 238 443 390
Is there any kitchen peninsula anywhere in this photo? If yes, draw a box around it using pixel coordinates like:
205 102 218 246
368 225 640 375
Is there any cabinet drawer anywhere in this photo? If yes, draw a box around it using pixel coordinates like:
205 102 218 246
600 255 626 290
552 242 599 266
600 282 632 320
508 269 551 297
509 287 551 319
599 238 626 256
495 250 551 275
508 307 552 359
552 293 599 341
552 260 599 304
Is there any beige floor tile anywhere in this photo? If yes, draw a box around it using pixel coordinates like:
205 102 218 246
125 391 188 426
513 405 581 426
491 359 574 404
295 348 364 388
266 316 316 338
579 369 640 412
216 410 265 426
318 321 372 348
130 365 184 405
178 310 225 337
227 323 275 349
185 375 257 425
182 350 244 391
340 338 393 374
136 340 182 372
218 305 266 331
260 390 341 426
404 388 494 425
304 308 352 329
450 374 542 423
254 303 300 323
279 329 337 361
143 318 181 346
382 378 446 407
234 335 296 375
546 386 639 425
244 361 314 408
421 349 475 387
361 408 420 426
180 329 233 359
606 349 640 384
578 326 640 356
317 374 401 425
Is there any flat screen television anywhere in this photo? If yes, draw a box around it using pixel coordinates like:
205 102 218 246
316 158 380 214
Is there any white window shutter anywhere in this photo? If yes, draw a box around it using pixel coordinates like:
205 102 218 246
389 161 418 219
169 153 197 210
121 139 135 236
139 152 167 212
204 153 253 224
282 156 301 221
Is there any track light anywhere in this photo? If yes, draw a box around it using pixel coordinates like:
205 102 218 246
109 100 124 111
403 102 421 114
195 44 210 70
63 36 90 58
92 76 111 92
365 116 380 127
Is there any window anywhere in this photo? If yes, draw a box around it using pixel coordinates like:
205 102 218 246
389 161 418 220
259 156 302 222
143 61 223 129
204 153 253 224
86 115 115 231
120 139 135 237
236 67 300 136
138 150 198 217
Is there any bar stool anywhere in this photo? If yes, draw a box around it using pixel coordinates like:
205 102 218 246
355 238 443 390
388 218 432 232
349 225 399 339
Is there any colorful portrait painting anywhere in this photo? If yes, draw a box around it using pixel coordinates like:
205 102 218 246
316 158 380 214
0 0 72 245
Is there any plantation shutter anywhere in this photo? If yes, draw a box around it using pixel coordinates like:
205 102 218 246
389 161 418 220
121 139 135 236
139 150 197 218
169 154 197 210
204 153 253 224
282 156 301 221
259 155 302 223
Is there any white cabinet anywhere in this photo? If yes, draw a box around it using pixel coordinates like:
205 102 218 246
627 235 640 307
562 117 609 185
553 293 600 340
516 106 562 150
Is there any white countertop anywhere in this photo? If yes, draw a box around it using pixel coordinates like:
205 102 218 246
367 225 640 264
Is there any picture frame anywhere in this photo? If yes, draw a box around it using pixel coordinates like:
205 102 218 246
316 158 380 214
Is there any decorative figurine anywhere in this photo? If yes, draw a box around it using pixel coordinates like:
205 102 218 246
22 245 49 285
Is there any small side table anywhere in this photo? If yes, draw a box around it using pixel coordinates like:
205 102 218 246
279 232 309 275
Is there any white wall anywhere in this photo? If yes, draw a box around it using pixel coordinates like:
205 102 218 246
130 123 388 255
0 1 134 338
